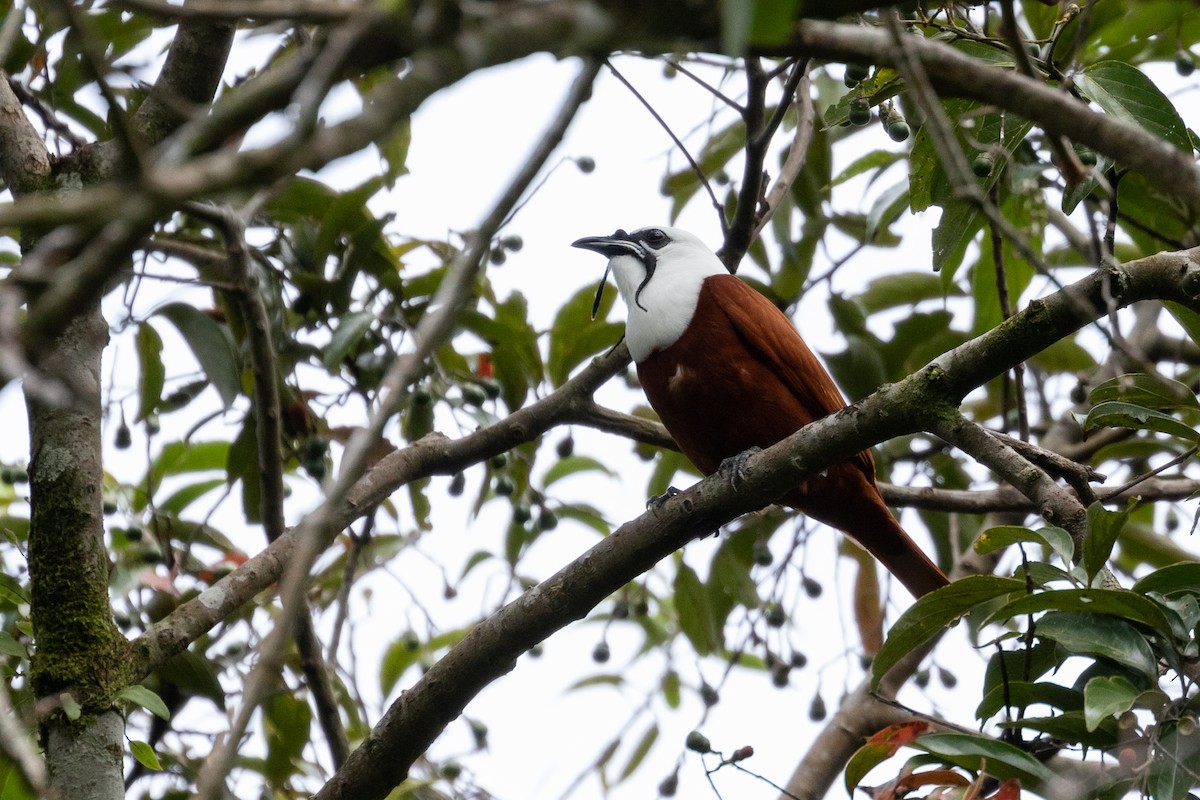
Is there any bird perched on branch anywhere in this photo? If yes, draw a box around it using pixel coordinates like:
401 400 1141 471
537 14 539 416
572 226 948 598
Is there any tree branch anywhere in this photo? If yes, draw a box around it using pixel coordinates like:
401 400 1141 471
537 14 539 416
312 249 1200 800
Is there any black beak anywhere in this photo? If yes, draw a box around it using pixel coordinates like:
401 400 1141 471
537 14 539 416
573 231 642 320
571 232 642 259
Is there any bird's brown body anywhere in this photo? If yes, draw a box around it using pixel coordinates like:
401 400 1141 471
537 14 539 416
572 227 949 598
639 275 948 598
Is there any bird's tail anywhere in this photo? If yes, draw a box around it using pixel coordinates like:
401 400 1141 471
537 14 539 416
787 469 949 598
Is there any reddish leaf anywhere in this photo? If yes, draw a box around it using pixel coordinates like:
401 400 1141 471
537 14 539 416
986 779 1023 800
845 722 933 794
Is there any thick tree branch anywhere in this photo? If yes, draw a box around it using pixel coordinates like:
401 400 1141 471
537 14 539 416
776 18 1200 209
312 250 1200 800
0 71 51 196
130 248 1200 690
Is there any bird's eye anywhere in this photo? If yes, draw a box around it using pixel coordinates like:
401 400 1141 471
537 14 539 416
642 229 668 248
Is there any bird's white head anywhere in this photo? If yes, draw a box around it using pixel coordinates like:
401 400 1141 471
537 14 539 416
572 226 728 362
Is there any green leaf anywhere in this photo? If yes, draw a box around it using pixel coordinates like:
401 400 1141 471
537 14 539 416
976 680 1083 722
1133 563 1200 596
709 531 760 610
379 117 412 187
864 182 908 243
1089 373 1200 410
154 303 241 408
156 649 224 706
60 692 81 721
873 576 1026 689
1076 61 1192 153
1164 301 1200 349
674 562 719 656
227 418 262 523
720 0 753 54
157 478 226 516
1083 674 1139 731
858 271 959 314
138 441 230 512
117 685 171 721
974 524 1074 568
129 740 163 772
135 323 165 422
1035 611 1157 679
661 119 746 220
748 0 801 47
323 310 376 371
547 284 621 386
1083 400 1200 443
985 589 1174 637
1151 721 1200 800
263 692 311 785
541 456 615 488
1084 501 1135 583
0 630 27 658
828 149 904 190
617 722 659 782
661 671 681 709
1004 711 1119 749
915 732 1057 786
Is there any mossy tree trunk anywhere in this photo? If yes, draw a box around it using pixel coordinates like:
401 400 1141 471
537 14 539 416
0 16 235 797
26 309 126 795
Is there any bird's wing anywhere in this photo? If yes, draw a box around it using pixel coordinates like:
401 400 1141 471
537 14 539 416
707 274 876 480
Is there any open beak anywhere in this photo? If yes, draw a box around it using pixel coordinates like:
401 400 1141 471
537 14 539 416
571 233 643 259
572 232 641 320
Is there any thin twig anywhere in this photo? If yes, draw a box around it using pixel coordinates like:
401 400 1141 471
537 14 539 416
605 59 727 238
194 56 603 798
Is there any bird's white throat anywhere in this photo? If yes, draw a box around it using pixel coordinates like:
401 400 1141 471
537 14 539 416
608 228 728 362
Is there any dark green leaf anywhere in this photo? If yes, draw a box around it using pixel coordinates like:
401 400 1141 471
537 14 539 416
156 649 224 706
1076 61 1192 152
1151 721 1200 800
135 323 165 422
828 149 905 189
1006 711 1119 749
154 303 241 408
1090 373 1200 410
975 680 1083 722
547 284 622 386
985 589 1173 637
748 0 801 47
1084 502 1135 583
675 562 719 656
117 685 171 721
914 732 1057 786
263 692 311 785
873 576 1025 689
1035 611 1157 678
1134 563 1200 596
1083 400 1200 443
0 630 27 658
974 524 1074 568
323 310 376 371
858 272 960 314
